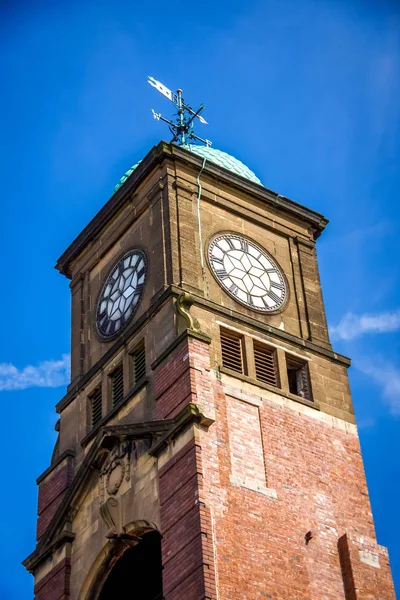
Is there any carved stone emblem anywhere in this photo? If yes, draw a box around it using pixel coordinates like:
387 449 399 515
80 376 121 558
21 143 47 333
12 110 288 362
99 497 130 539
105 458 126 496
99 441 132 538
99 441 131 505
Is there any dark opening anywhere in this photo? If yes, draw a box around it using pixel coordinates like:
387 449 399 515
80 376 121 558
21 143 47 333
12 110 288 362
286 356 312 400
98 531 163 600
287 366 299 395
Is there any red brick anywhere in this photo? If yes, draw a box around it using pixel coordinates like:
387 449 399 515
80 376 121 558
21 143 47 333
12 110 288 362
34 558 71 600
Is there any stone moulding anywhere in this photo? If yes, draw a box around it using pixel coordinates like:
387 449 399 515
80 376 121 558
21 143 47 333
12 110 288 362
56 283 350 416
176 292 202 332
55 141 328 279
22 403 214 574
80 520 161 600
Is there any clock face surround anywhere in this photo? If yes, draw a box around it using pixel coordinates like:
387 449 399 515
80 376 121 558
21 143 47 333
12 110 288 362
96 249 147 340
208 233 288 313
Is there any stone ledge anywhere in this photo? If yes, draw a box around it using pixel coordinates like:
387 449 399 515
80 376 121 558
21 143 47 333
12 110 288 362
230 475 278 499
192 292 350 366
219 367 318 411
219 370 357 431
150 403 214 458
57 284 178 414
359 549 380 569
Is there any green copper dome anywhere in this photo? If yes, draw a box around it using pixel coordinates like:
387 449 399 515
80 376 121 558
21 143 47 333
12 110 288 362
114 144 261 193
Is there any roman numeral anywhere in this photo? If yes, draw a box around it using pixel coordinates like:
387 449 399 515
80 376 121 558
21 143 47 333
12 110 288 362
240 239 249 252
225 237 235 249
228 282 239 295
212 257 224 268
267 290 282 305
271 281 285 291
218 269 229 280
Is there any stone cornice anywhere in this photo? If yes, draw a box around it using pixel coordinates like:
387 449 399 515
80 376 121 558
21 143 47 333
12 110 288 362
55 284 350 416
55 142 328 278
188 290 351 367
56 284 177 414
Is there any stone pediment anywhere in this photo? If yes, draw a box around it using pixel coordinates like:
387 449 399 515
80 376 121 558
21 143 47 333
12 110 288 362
24 404 211 573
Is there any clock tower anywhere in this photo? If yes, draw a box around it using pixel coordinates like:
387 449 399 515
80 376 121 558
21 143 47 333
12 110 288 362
24 124 396 597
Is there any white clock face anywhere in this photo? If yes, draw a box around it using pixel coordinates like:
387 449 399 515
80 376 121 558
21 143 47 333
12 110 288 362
208 234 288 312
96 250 147 340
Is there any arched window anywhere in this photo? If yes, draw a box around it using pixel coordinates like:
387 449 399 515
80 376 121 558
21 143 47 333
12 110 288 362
98 531 163 600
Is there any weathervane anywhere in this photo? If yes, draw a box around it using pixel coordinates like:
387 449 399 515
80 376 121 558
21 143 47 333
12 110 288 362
148 76 211 147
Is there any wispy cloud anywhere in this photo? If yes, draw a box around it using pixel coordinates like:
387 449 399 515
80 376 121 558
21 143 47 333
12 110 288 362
330 310 400 341
356 417 376 430
356 360 400 416
0 354 70 392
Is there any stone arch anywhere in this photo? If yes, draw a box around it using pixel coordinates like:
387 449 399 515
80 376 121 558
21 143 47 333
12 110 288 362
80 521 162 600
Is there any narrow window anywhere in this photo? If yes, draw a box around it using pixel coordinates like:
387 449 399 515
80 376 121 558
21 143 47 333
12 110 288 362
90 386 103 428
131 342 146 386
253 341 279 387
220 328 245 374
286 355 312 400
110 363 124 407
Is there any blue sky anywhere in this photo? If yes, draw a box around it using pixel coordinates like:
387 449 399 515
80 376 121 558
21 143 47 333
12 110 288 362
1 0 399 597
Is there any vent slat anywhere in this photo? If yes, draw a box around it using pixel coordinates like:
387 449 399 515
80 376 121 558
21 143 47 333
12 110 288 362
254 343 278 387
221 330 243 374
110 364 124 407
254 355 275 367
90 387 103 427
254 363 276 374
132 343 146 385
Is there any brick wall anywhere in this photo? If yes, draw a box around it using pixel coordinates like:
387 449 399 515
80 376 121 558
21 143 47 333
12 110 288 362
159 439 217 600
338 533 396 599
226 395 267 490
154 337 193 419
29 335 395 600
37 454 74 541
200 374 396 599
156 334 396 599
34 558 71 600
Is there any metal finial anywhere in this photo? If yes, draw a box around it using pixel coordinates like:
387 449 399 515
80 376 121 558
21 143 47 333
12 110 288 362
148 76 211 147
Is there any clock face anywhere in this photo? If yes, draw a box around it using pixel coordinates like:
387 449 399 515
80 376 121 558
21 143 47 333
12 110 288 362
208 234 288 312
96 250 147 340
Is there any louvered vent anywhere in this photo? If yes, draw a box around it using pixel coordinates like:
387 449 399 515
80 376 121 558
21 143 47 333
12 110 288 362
90 386 102 427
286 356 312 400
254 342 279 387
110 364 124 407
220 329 244 374
131 343 146 385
